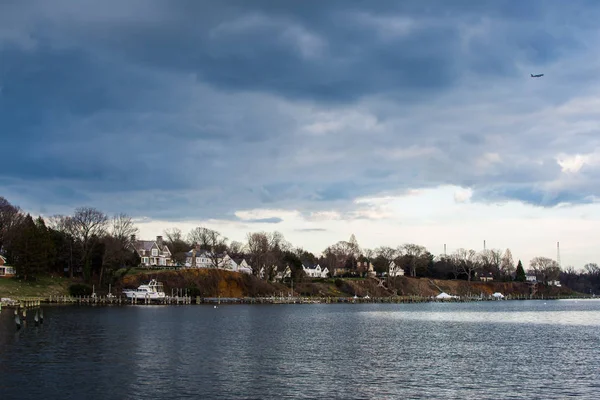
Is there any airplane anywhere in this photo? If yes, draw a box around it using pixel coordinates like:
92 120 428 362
530 73 544 78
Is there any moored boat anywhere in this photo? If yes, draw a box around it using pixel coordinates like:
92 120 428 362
123 279 166 300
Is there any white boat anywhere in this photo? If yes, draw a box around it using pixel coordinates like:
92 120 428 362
123 279 166 300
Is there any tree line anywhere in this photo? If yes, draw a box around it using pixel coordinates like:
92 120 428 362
1 196 599 294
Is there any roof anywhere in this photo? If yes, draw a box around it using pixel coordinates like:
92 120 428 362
133 240 170 254
303 262 320 269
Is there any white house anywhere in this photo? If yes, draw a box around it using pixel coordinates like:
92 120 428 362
303 263 329 278
185 249 212 268
275 265 292 281
0 255 16 277
232 258 253 274
131 236 173 267
526 274 537 283
184 249 239 270
548 280 561 287
388 261 405 277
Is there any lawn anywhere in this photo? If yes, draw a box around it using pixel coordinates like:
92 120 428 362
0 275 71 298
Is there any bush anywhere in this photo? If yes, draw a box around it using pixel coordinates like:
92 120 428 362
335 279 344 288
69 284 93 297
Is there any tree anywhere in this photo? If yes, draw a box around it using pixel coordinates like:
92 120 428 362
188 227 228 268
515 260 526 282
478 249 502 276
529 257 561 284
452 248 479 281
100 214 139 285
48 215 78 278
246 232 271 277
376 246 397 281
164 228 189 265
584 263 600 275
500 249 515 280
0 196 22 252
229 240 244 256
9 214 47 280
69 207 108 281
245 231 289 280
398 243 428 277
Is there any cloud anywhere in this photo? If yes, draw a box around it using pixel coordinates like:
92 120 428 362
244 217 284 224
4 1 600 267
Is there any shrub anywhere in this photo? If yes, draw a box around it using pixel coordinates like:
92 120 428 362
69 284 93 297
187 286 202 297
335 279 344 288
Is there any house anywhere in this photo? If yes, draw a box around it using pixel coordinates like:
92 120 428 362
548 280 561 287
233 258 253 274
388 261 405 277
185 248 212 268
357 261 376 277
131 236 173 267
526 274 537 283
303 262 329 278
275 265 292 282
479 272 494 282
0 255 16 277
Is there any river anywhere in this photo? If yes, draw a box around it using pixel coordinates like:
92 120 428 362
1 300 599 399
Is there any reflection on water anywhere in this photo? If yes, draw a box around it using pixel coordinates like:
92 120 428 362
1 300 600 400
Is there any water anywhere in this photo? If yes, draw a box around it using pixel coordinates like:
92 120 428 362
1 300 599 399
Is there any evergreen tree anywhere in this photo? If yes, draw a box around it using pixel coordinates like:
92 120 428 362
515 260 526 282
10 214 47 280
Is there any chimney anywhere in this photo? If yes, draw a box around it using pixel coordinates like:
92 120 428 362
156 235 163 246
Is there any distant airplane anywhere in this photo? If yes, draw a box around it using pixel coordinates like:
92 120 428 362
530 73 544 78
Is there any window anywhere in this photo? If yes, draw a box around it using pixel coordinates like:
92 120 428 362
152 249 158 256
143 257 149 264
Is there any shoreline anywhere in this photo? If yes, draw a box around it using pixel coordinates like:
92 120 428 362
2 293 594 308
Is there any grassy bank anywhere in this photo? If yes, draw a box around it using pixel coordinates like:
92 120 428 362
0 269 581 300
0 276 72 298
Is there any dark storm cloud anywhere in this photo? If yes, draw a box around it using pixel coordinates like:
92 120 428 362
2 0 600 219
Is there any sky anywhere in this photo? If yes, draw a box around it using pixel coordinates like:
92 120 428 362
2 0 600 268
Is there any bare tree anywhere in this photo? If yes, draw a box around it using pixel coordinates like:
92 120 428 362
100 214 138 285
479 249 502 276
164 228 183 243
376 246 397 280
246 232 271 277
584 263 600 275
452 248 479 281
229 240 244 256
398 243 428 277
47 215 78 278
70 207 108 281
111 213 138 246
500 248 515 279
0 196 22 250
529 257 561 284
188 227 228 268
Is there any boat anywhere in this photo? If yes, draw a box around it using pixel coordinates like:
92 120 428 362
122 279 166 300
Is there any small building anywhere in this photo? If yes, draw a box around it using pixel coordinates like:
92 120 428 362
548 280 561 287
303 263 329 278
479 272 494 282
0 255 16 277
275 265 292 282
232 258 253 274
526 274 537 283
388 261 405 277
